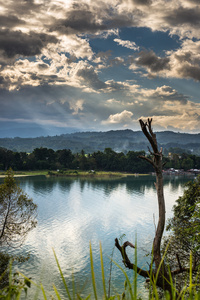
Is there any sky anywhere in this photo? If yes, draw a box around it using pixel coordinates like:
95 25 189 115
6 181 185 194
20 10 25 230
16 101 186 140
0 0 200 137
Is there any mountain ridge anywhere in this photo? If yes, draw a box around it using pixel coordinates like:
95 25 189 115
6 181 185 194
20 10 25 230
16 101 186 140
0 129 200 154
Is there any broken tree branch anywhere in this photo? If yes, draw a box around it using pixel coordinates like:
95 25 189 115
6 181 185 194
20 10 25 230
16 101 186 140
115 238 149 278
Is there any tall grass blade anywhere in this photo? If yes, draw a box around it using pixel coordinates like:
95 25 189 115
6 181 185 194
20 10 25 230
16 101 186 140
99 242 107 300
155 241 170 284
71 270 76 300
166 262 177 300
189 251 193 299
108 244 115 298
148 247 154 300
53 284 62 300
89 242 98 300
40 283 47 300
112 259 134 299
53 248 72 300
133 236 137 299
16 290 22 300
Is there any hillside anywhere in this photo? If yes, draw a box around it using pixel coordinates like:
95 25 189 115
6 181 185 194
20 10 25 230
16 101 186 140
0 129 200 154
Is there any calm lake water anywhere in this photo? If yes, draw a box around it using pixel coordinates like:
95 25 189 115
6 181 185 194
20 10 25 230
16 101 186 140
4 175 193 299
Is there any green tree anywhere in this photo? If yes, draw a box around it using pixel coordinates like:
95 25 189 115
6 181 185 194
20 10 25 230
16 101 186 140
0 169 37 248
56 149 74 169
181 156 194 170
163 175 200 285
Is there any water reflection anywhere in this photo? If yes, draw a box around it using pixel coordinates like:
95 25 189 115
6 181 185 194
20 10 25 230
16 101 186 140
7 175 192 299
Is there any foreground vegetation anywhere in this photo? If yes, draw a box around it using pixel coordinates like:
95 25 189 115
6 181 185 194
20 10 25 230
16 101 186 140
1 245 200 299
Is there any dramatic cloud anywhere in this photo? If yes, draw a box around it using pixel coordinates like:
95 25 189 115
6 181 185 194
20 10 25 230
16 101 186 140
135 50 170 73
51 9 107 35
0 0 200 135
0 30 58 59
140 86 189 104
163 6 200 28
0 15 26 28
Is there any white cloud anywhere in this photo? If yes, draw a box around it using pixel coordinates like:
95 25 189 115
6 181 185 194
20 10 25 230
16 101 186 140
69 99 84 115
114 38 139 51
140 112 200 133
106 98 121 104
102 110 133 124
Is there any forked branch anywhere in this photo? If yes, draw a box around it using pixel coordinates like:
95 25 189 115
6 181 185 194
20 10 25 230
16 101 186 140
115 238 149 278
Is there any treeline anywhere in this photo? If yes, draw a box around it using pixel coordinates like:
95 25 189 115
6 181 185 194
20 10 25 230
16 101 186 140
0 147 153 173
1 147 200 173
164 152 200 170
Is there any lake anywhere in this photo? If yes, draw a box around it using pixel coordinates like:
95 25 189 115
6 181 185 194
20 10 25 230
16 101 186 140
4 175 193 299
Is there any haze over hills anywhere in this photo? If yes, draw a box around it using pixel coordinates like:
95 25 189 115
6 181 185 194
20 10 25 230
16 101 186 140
0 129 200 155
0 122 80 138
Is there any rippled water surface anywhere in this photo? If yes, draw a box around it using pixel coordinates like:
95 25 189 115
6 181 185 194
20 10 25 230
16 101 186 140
6 175 192 299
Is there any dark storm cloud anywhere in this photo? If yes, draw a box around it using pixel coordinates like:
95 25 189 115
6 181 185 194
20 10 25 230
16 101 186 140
174 51 192 63
0 75 5 84
108 14 138 28
190 0 200 4
132 0 152 5
49 1 137 36
164 7 200 27
0 15 26 28
2 0 42 16
0 30 58 58
76 67 107 90
51 10 107 34
30 73 66 84
50 1 108 34
136 50 170 72
178 65 200 81
37 63 49 70
150 86 189 104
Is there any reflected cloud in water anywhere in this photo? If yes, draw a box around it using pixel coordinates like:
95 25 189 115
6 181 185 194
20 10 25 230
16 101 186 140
12 175 191 299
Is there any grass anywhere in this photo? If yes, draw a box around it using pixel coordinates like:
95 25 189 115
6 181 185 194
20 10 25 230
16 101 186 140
0 170 150 178
0 170 49 177
47 170 148 178
1 245 200 300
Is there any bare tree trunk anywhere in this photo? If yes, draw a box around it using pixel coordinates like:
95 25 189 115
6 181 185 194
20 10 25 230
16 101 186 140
138 118 165 271
115 118 172 294
153 171 165 270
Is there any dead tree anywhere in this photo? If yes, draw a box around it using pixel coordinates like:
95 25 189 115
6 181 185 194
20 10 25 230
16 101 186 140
115 118 199 297
115 118 171 293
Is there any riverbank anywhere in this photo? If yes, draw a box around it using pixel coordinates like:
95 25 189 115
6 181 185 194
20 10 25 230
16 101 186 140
0 170 149 178
0 170 49 177
46 170 148 178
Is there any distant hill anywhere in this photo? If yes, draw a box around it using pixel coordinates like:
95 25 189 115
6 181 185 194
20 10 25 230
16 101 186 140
0 129 200 154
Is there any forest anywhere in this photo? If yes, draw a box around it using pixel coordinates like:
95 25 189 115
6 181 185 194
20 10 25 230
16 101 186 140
0 146 200 173
1 129 200 155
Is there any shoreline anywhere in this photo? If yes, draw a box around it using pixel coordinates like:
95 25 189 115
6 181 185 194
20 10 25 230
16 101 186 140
0 175 30 178
0 170 149 178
